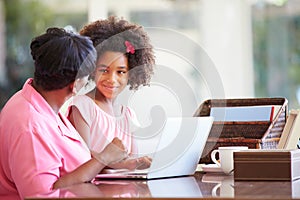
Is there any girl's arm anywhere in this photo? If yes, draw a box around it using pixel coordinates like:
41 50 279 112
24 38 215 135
68 105 91 147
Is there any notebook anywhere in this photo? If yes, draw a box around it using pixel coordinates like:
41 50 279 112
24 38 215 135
210 105 282 122
95 116 213 179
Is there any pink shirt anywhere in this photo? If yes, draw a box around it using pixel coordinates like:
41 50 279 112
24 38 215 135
69 95 139 154
0 79 91 200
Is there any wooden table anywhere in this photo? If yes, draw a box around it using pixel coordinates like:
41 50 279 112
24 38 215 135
25 171 300 199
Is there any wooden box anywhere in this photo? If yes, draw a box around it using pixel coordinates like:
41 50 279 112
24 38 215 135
234 149 300 181
194 97 288 163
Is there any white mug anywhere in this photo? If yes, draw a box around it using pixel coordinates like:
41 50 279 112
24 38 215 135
211 175 234 197
211 146 248 174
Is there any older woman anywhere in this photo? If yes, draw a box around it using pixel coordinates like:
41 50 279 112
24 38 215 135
0 27 128 200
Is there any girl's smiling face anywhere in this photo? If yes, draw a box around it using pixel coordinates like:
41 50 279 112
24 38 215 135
94 51 129 99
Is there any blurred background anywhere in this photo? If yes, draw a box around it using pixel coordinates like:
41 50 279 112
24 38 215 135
1 0 300 111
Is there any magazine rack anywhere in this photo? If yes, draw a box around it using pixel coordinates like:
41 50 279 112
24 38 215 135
194 97 288 163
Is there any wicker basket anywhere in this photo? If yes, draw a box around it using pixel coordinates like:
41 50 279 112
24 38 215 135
194 97 288 164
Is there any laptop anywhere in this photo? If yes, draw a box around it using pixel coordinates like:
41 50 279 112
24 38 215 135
95 116 213 180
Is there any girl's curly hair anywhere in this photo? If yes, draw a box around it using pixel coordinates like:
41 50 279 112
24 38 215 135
80 15 155 90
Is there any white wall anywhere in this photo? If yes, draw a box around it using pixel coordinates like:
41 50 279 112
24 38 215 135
88 0 107 22
199 0 254 97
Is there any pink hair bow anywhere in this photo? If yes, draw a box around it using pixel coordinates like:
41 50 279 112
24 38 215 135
125 41 135 54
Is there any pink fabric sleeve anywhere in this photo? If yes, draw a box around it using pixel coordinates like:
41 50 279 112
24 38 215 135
10 127 60 198
70 96 95 127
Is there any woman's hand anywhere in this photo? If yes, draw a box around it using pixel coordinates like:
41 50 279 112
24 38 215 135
109 156 152 170
92 137 129 165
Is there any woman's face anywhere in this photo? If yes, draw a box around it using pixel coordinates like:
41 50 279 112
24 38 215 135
94 51 129 99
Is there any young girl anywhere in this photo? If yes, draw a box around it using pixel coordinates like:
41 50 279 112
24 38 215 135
68 16 155 170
